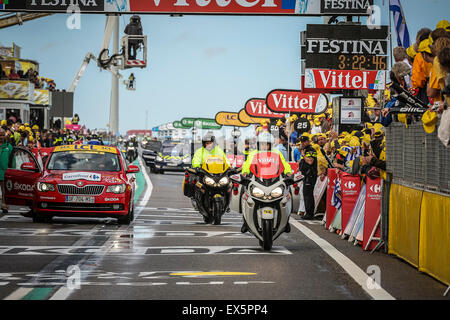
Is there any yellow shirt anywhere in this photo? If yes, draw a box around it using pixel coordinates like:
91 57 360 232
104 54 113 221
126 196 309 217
412 53 433 89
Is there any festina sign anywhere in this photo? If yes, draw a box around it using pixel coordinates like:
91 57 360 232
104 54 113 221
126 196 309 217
321 0 374 14
306 39 387 55
304 69 386 90
245 98 285 119
265 90 328 114
26 0 104 11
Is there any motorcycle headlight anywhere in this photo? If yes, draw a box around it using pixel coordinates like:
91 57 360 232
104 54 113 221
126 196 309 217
204 177 215 186
106 184 126 194
251 187 265 198
37 182 55 192
218 177 229 186
128 147 135 150
270 186 284 198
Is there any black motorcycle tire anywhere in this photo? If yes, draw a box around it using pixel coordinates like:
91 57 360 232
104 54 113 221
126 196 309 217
261 219 273 251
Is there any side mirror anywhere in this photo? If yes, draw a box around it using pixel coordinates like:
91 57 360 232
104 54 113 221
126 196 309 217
21 162 37 172
127 164 140 174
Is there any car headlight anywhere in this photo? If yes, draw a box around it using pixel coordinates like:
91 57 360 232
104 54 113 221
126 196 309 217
183 158 190 164
204 177 215 186
251 187 265 198
218 177 229 186
106 184 126 194
156 156 163 162
37 182 55 192
270 187 284 198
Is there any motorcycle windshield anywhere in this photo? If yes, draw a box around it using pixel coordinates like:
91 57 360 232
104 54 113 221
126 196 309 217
250 152 284 180
202 156 229 174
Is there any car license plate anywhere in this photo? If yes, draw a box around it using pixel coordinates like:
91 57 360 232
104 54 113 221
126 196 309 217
65 196 95 203
262 208 274 219
167 163 177 167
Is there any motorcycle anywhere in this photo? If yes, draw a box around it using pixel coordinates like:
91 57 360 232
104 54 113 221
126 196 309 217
230 151 303 251
184 155 234 225
126 143 137 163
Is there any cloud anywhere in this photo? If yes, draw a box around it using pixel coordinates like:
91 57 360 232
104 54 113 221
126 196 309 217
203 47 228 59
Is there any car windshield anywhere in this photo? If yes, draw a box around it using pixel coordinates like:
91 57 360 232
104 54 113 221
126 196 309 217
146 141 162 152
47 151 122 172
161 144 189 156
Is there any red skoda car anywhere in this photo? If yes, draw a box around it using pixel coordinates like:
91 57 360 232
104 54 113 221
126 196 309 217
4 145 139 224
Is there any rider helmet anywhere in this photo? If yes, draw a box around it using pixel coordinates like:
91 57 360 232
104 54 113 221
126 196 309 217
202 132 215 148
257 132 274 150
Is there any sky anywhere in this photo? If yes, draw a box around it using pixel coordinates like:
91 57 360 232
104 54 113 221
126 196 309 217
0 0 449 135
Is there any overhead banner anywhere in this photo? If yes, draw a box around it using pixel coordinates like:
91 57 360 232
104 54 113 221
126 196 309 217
215 112 249 127
265 89 328 114
238 108 268 125
245 98 285 119
304 69 386 91
1 0 373 15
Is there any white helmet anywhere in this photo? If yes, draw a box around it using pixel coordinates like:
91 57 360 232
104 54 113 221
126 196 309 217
257 132 275 144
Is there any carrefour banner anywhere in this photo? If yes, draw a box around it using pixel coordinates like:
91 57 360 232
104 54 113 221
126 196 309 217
2 0 372 15
0 80 34 101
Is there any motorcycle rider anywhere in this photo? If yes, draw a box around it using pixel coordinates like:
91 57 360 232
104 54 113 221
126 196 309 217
191 132 229 169
125 135 139 160
240 132 293 233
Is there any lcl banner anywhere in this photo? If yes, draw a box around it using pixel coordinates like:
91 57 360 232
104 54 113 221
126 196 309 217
265 89 328 114
245 98 285 119
304 69 386 91
215 112 249 127
340 172 361 232
2 0 372 15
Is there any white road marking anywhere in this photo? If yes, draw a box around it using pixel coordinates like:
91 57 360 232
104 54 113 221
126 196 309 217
3 287 32 300
0 246 291 256
290 219 395 300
